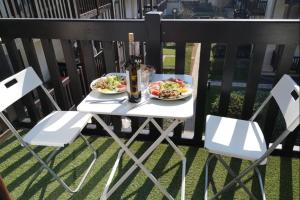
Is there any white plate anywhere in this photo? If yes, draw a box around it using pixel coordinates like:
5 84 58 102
148 82 193 100
90 75 126 94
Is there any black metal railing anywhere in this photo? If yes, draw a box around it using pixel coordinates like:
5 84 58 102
0 13 299 155
0 0 113 19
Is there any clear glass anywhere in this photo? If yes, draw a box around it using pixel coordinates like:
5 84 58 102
140 64 156 93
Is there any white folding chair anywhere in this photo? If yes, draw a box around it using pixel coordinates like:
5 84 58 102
0 67 97 193
204 75 299 200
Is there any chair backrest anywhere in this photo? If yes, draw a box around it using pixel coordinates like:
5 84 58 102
271 75 300 132
0 67 42 112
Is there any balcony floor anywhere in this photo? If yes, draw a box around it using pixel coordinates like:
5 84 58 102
0 132 299 200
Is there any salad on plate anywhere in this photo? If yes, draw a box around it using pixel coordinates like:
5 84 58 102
148 78 192 100
91 75 126 94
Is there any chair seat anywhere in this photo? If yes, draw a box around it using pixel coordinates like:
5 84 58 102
205 115 267 163
23 111 92 147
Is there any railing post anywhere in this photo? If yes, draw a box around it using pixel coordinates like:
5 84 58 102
145 11 163 139
145 11 162 73
263 44 297 146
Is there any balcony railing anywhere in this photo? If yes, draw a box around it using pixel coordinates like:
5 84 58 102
0 13 299 156
0 0 113 19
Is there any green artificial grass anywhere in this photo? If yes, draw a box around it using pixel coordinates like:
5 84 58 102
163 48 176 56
0 133 299 200
164 57 175 67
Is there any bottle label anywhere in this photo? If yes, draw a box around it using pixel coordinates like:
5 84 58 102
126 70 131 93
137 69 141 91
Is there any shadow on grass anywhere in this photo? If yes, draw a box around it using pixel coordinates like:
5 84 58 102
279 157 293 200
166 146 199 199
44 137 112 200
108 142 152 200
192 154 217 200
0 138 23 164
2 146 45 177
17 137 100 200
133 146 174 200
219 158 242 200
7 146 47 191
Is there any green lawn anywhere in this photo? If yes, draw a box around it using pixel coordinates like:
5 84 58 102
163 48 175 55
0 133 299 200
164 57 175 67
163 44 194 74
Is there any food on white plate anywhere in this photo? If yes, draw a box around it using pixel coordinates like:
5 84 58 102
148 78 191 99
92 75 126 93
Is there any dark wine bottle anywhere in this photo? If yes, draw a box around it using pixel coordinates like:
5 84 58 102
125 33 142 103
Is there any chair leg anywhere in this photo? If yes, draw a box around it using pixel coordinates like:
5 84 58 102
207 155 266 200
24 133 97 193
25 147 61 189
215 155 258 200
204 154 215 200
254 167 266 200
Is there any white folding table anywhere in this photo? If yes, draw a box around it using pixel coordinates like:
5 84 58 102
77 74 194 200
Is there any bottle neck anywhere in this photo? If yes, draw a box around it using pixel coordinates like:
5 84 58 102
129 41 136 57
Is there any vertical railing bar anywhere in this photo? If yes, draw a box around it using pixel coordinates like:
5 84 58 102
50 0 57 18
0 43 13 80
26 0 35 17
9 0 19 17
41 39 70 109
66 0 73 18
194 42 211 146
102 41 117 73
145 11 163 73
72 0 79 18
242 43 267 119
46 0 53 18
17 0 26 18
61 40 84 105
21 38 52 115
218 43 238 116
3 38 40 123
0 39 28 122
175 42 186 74
61 0 68 18
24 0 30 17
80 40 98 91
20 0 27 17
0 1 8 18
37 0 44 18
145 11 163 138
263 44 297 146
56 0 62 18
173 41 186 140
42 0 49 18
4 0 12 17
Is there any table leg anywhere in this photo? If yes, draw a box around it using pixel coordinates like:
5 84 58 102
151 119 186 200
93 115 185 200
102 118 151 196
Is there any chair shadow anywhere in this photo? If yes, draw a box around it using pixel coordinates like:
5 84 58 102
19 136 100 200
44 137 111 200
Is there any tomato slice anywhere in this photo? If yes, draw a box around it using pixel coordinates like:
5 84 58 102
117 85 126 92
151 89 160 96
